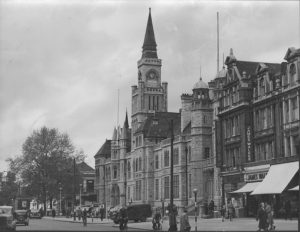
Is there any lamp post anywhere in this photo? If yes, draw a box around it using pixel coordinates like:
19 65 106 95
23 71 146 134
79 184 82 208
59 184 62 216
168 119 177 232
73 158 76 221
185 146 189 206
193 188 198 232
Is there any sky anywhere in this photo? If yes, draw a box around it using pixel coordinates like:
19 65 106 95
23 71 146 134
0 0 299 172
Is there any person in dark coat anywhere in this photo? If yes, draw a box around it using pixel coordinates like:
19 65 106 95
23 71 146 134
209 200 215 217
180 208 190 232
82 208 87 226
256 202 268 231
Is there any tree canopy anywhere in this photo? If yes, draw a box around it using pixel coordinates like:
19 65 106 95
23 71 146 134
7 127 86 208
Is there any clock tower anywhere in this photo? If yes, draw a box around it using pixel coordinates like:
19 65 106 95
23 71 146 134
131 9 168 134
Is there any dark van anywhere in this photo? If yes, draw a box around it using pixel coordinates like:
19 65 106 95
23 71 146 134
112 204 152 224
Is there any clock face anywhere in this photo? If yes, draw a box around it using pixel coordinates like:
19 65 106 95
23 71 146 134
147 70 158 80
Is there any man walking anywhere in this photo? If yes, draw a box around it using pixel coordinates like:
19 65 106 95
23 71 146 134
82 208 87 227
180 208 190 232
256 202 268 231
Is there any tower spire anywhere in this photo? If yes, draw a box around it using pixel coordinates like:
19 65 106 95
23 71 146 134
142 8 157 58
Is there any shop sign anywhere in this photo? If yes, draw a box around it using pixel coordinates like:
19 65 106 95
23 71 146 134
247 126 251 162
245 172 267 182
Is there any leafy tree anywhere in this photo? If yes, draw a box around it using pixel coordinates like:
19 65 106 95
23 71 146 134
0 171 18 205
8 127 85 212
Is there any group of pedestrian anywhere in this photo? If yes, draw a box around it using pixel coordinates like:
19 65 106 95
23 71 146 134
256 202 275 231
73 207 88 226
220 200 235 222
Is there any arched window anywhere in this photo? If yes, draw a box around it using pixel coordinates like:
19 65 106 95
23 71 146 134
135 158 138 172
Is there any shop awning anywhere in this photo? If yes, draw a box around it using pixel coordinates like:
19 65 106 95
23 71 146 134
251 161 299 195
231 182 260 194
289 185 299 191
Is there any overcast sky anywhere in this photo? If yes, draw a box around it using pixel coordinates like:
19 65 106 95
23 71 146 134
0 0 299 171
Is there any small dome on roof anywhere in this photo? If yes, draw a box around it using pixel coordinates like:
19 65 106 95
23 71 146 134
193 77 209 90
215 67 227 78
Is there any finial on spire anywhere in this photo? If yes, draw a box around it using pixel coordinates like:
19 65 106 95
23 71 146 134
230 48 233 56
149 7 151 13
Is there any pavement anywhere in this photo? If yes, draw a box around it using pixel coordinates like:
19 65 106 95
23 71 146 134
43 216 298 231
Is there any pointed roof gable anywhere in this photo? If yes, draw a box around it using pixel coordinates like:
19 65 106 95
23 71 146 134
94 139 111 159
284 47 300 61
112 127 117 140
77 161 95 173
124 110 129 129
142 8 158 59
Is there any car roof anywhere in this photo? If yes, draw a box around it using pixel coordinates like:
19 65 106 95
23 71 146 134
0 206 13 209
15 210 27 212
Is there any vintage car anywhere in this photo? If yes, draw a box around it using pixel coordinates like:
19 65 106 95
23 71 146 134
29 209 42 219
110 204 152 224
0 205 16 231
14 210 29 226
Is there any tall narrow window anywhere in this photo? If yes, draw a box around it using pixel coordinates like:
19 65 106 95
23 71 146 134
154 96 156 110
157 96 159 110
174 148 179 165
164 150 170 167
289 63 296 86
155 179 159 200
164 176 170 199
204 147 210 159
174 175 179 199
149 96 151 110
188 174 192 198
155 155 159 169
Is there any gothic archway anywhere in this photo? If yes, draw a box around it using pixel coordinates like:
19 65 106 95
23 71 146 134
111 184 120 207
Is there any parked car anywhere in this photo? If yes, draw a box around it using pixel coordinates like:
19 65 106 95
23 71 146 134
0 205 16 231
110 204 152 224
14 210 29 226
29 209 42 219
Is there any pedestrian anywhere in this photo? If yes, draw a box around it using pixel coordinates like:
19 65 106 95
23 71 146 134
52 209 55 218
209 200 215 217
100 205 105 221
256 202 268 231
284 200 291 220
77 207 82 221
119 206 128 231
82 208 87 226
220 204 226 222
180 207 191 232
228 201 234 221
265 202 275 231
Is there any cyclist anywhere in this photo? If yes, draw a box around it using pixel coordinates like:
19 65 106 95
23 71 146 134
152 208 162 231
119 206 128 231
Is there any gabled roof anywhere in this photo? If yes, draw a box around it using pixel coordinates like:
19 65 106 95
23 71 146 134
77 161 94 173
255 62 281 75
94 139 111 159
135 112 181 138
284 47 300 61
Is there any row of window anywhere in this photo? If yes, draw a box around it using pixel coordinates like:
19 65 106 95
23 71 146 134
254 141 274 161
223 115 240 138
149 95 159 111
223 85 240 107
224 147 240 168
254 106 273 131
284 97 299 123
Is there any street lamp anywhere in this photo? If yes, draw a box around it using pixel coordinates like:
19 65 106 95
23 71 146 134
59 184 62 216
168 119 177 232
193 188 198 232
79 184 82 208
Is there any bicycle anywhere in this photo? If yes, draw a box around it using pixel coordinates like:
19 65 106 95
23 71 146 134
152 219 162 231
